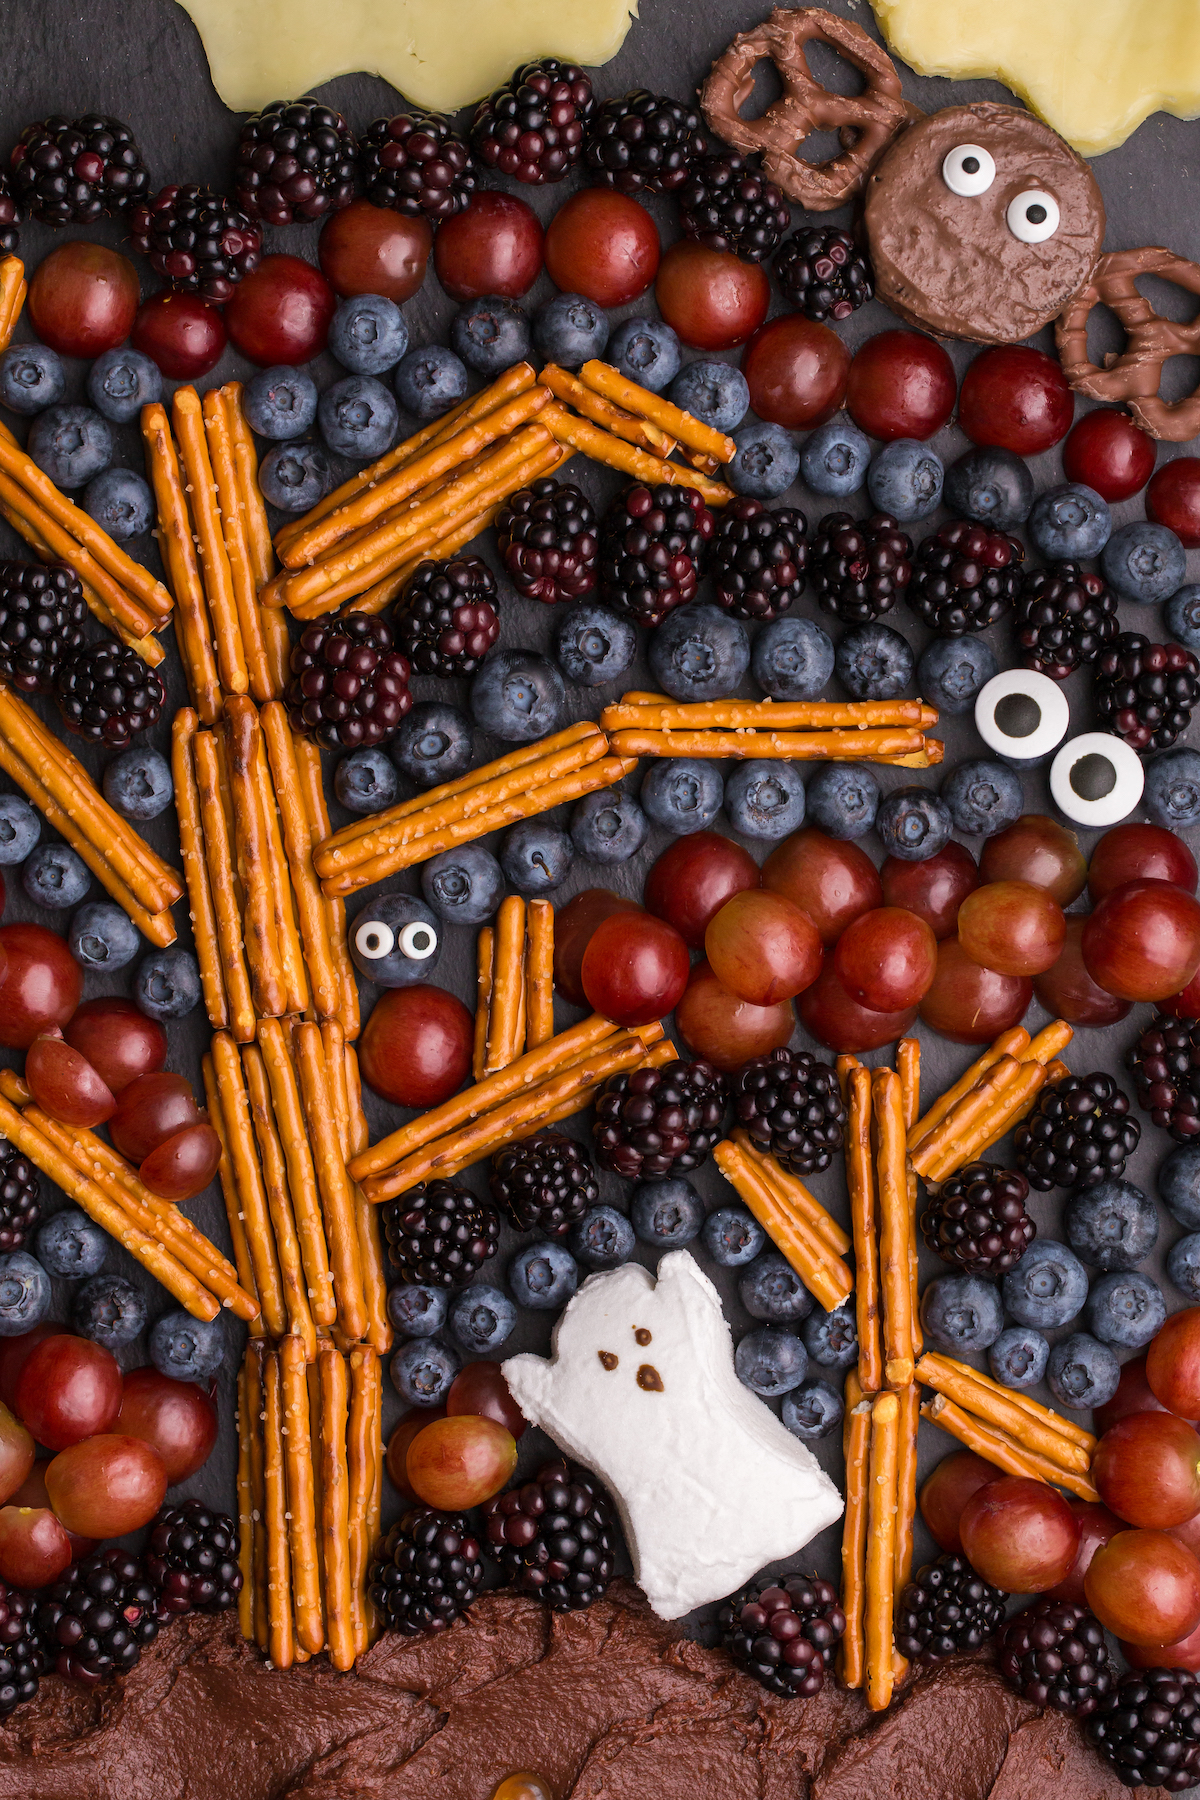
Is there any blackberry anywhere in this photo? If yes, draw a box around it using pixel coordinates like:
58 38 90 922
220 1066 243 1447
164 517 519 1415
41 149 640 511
0 1144 40 1253
1015 1072 1141 1191
129 184 262 303
731 1048 846 1176
471 60 594 184
393 556 500 677
719 1574 845 1699
369 1506 483 1635
358 111 475 221
0 1584 39 1719
233 99 356 226
920 1162 1035 1277
998 1599 1116 1718
598 482 714 628
774 227 873 323
593 1059 727 1181
1094 632 1200 753
808 511 912 623
1088 1668 1200 1790
677 153 790 263
0 560 87 693
146 1501 242 1617
483 1459 617 1610
1014 561 1119 680
908 519 1025 635
0 173 18 254
380 1179 500 1286
286 613 412 748
10 115 149 225
895 1553 1005 1665
584 90 707 195
496 479 597 605
36 1549 159 1686
709 497 807 621
54 639 164 751
1127 1014 1200 1141
490 1131 598 1237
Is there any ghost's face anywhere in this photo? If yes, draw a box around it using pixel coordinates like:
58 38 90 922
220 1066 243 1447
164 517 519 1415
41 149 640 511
863 101 1106 345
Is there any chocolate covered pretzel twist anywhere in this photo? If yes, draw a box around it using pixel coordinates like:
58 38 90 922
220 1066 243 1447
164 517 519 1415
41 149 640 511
1057 246 1200 441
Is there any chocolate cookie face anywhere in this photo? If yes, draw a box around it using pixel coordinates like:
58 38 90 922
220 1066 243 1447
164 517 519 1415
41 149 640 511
863 102 1105 345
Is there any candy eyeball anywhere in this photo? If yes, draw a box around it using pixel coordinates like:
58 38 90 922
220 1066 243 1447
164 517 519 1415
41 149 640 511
942 143 995 196
1006 190 1060 242
354 919 394 960
397 920 437 960
348 893 442 985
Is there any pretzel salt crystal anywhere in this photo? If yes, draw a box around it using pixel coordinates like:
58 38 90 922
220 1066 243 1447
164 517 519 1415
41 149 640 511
242 1043 318 1362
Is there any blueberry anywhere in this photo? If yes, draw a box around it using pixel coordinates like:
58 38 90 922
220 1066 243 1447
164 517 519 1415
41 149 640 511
941 758 1023 837
630 1178 705 1246
918 637 998 715
349 892 441 984
805 763 879 840
799 417 871 499
568 1204 636 1269
570 788 647 863
27 405 112 490
1158 1142 1200 1229
471 649 565 743
102 747 173 821
836 620 914 700
781 1377 843 1440
259 442 332 512
553 600 638 688
739 1251 814 1322
532 293 609 368
1002 1238 1089 1329
735 1325 807 1396
0 795 38 863
0 344 65 416
421 844 505 925
1168 1233 1200 1300
72 1273 146 1348
1144 748 1200 830
134 948 202 1020
725 422 799 499
386 1282 448 1337
1102 521 1186 604
752 614 835 700
639 758 724 834
86 346 162 424
508 1241 579 1310
390 1336 461 1406
392 702 474 790
242 365 319 439
668 361 749 435
394 344 470 420
607 316 680 393
944 447 1035 530
867 440 944 521
725 760 806 839
335 746 399 815
875 786 952 862
34 1208 107 1279
648 603 749 701
1028 482 1112 562
69 901 140 971
22 842 89 909
451 296 532 377
1086 1269 1167 1347
318 375 398 461
82 466 155 541
448 1283 517 1354
1064 1179 1159 1270
0 1252 50 1335
802 1300 859 1370
150 1310 225 1382
1165 585 1200 655
702 1205 766 1268
988 1325 1049 1390
328 294 409 376
499 820 574 895
1046 1332 1120 1410
920 1274 1004 1351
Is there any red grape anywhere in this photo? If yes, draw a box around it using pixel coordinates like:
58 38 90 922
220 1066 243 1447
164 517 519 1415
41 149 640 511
1032 916 1131 1028
1082 878 1200 1001
919 1450 1001 1554
553 889 641 1007
0 923 82 1048
446 1361 526 1439
644 833 759 949
225 254 335 364
0 1324 58 1410
956 881 1066 977
14 1335 122 1451
131 291 226 378
1160 969 1200 1019
655 240 769 350
109 1071 202 1162
63 997 168 1093
139 1121 222 1201
44 1434 167 1538
1148 1309 1200 1419
742 314 850 429
845 329 956 441
434 192 544 299
1093 1412 1200 1527
581 912 690 1028
958 346 1074 455
116 1366 217 1484
27 242 139 358
919 937 1032 1044
980 815 1087 906
1121 1616 1200 1671
386 1406 445 1503
319 200 431 302
1088 823 1198 903
880 842 978 940
0 1504 72 1588
762 829 882 946
675 959 794 1070
1085 1529 1200 1645
1047 1500 1124 1604
960 1476 1080 1591
358 984 472 1108
1097 1352 1182 1434
1063 409 1155 502
1147 457 1200 546
543 190 659 307
705 890 821 1005
9 1462 94 1557
24 1033 115 1128
797 956 918 1053
0 1402 33 1505
404 1414 517 1509
832 906 937 1011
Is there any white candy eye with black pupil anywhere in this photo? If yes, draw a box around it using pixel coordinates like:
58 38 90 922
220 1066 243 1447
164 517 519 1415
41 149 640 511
1006 190 1060 243
398 920 438 960
942 143 996 196
354 920 395 960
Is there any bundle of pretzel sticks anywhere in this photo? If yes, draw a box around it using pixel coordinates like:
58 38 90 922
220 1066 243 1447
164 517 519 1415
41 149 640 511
600 694 943 767
142 383 288 723
908 1020 1073 1183
916 1350 1099 1502
173 697 357 1042
711 1133 852 1314
474 894 555 1080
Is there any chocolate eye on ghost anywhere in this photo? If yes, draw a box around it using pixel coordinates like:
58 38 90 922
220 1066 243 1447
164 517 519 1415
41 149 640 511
397 920 438 961
1007 190 1061 242
942 143 996 195
353 919 395 960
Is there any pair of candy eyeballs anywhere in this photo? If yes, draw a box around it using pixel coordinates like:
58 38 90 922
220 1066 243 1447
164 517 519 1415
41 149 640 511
974 669 1144 826
355 917 437 962
348 892 443 985
941 143 1059 243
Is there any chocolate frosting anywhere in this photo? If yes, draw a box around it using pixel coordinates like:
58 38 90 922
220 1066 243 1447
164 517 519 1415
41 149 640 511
0 1582 1144 1799
863 102 1106 344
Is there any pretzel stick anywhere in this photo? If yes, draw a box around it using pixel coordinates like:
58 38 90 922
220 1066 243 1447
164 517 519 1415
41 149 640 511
712 1139 852 1313
296 1023 367 1344
542 401 733 505
0 486 164 659
873 1069 913 1390
910 1057 1024 1179
609 725 928 761
474 927 494 1083
280 1332 324 1653
0 457 162 641
865 1391 899 1712
896 1038 922 1358
836 1053 860 1111
173 386 247 695
847 1067 882 1394
203 1053 263 1337
343 1043 392 1356
242 1045 317 1361
258 1018 336 1327
365 1346 383 1643
540 363 677 455
243 1344 269 1650
731 1132 851 1256
1025 1020 1074 1064
172 712 227 1026
252 725 309 1018
223 697 287 1018
210 1033 286 1337
921 1393 1100 1502
934 1354 1096 1454
485 896 526 1075
909 1028 1031 1151
916 1353 1092 1474
0 257 26 352
601 696 938 732
236 1363 257 1639
926 1060 1049 1182
291 731 358 1038
142 404 222 721
258 704 338 1024
318 1347 355 1672
260 1350 294 1668
840 1370 868 1690
894 1382 919 1596
579 360 739 462
525 899 554 1051
204 387 273 704
222 389 290 696
348 1346 379 1655
188 732 256 1041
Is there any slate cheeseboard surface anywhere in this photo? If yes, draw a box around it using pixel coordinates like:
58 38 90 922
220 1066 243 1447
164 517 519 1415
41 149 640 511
4 0 1200 1649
